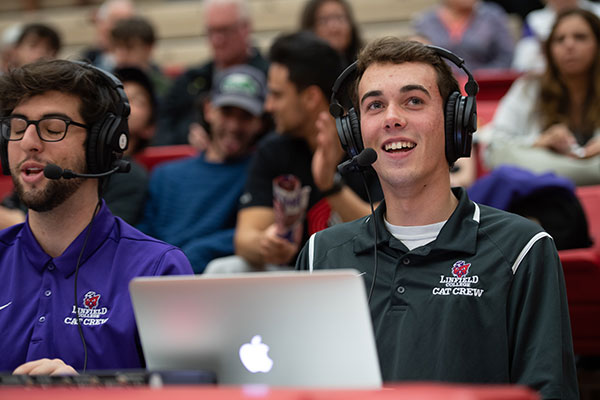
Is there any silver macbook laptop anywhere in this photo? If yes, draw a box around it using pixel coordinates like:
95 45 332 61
129 269 382 388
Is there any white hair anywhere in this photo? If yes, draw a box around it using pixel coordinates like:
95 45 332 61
203 0 251 21
97 0 135 22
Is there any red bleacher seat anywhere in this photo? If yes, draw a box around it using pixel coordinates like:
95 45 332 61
0 175 14 201
135 145 198 171
559 185 600 355
457 69 520 101
472 69 522 101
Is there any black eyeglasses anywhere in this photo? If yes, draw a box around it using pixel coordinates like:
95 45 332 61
0 116 89 142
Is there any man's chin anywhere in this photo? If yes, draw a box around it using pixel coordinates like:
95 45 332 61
15 177 83 213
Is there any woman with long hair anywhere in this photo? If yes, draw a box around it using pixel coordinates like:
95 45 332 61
483 8 600 185
300 0 362 67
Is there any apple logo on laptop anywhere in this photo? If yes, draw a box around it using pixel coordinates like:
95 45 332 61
239 335 273 373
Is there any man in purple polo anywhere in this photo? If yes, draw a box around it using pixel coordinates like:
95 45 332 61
0 59 193 375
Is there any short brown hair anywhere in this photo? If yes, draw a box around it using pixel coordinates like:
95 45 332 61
110 16 156 46
0 59 123 130
354 37 459 107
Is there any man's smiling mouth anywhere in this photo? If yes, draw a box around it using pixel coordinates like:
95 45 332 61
384 141 416 152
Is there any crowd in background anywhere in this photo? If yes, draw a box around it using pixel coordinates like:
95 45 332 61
1 0 599 393
1 0 600 269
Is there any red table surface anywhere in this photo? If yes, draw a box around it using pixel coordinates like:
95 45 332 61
0 383 539 400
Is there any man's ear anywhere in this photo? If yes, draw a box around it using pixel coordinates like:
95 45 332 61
300 85 326 112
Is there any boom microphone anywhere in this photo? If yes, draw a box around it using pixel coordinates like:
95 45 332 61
43 160 131 180
337 147 377 174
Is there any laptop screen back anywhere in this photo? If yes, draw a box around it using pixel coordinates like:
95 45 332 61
129 269 382 388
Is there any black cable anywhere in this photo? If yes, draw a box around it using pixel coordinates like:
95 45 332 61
73 200 102 373
359 170 378 304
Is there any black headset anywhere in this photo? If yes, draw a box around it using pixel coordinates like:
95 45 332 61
329 45 479 165
1 61 130 176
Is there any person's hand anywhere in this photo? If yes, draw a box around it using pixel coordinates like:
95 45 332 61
534 123 577 155
188 123 210 151
13 358 78 376
259 223 301 266
581 137 600 159
312 111 345 191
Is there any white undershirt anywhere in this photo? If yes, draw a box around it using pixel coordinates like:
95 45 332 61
384 218 447 251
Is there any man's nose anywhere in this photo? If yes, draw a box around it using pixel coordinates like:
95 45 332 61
383 105 406 130
19 124 43 152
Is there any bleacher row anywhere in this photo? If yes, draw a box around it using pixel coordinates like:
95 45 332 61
0 0 439 71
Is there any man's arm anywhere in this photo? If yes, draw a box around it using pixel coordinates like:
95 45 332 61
312 111 375 222
234 207 300 267
507 236 579 399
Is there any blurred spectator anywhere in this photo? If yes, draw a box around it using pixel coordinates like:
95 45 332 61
413 0 515 71
109 16 171 98
80 0 136 71
482 8 600 185
154 0 269 146
485 0 544 20
204 32 381 274
513 0 600 71
13 23 61 68
1 24 22 74
102 66 158 225
300 0 363 68
137 65 268 273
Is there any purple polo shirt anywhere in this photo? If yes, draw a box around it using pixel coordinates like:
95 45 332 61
0 201 193 372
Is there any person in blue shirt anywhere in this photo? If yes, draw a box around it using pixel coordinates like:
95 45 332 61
137 65 268 273
0 59 193 375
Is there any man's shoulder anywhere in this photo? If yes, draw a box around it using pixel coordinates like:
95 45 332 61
0 223 25 249
256 132 305 153
182 61 214 79
313 217 368 248
476 202 551 250
247 48 270 73
113 217 184 252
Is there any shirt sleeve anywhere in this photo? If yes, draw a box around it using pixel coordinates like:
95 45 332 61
239 145 276 209
153 248 194 276
486 77 541 147
295 241 310 271
506 235 579 399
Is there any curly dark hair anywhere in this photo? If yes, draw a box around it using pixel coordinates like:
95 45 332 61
0 59 122 130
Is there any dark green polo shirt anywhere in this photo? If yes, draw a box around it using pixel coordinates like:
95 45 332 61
296 188 578 400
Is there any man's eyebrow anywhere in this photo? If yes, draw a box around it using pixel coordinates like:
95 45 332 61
10 112 73 119
360 85 432 106
400 84 431 98
360 90 382 106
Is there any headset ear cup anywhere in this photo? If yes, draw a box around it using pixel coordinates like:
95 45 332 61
335 107 363 158
444 92 459 164
0 133 10 176
347 108 363 155
86 121 103 174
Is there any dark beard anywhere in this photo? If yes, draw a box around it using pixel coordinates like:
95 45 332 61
13 176 84 212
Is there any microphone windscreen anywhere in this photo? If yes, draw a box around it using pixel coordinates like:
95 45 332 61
43 164 64 180
356 148 377 167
